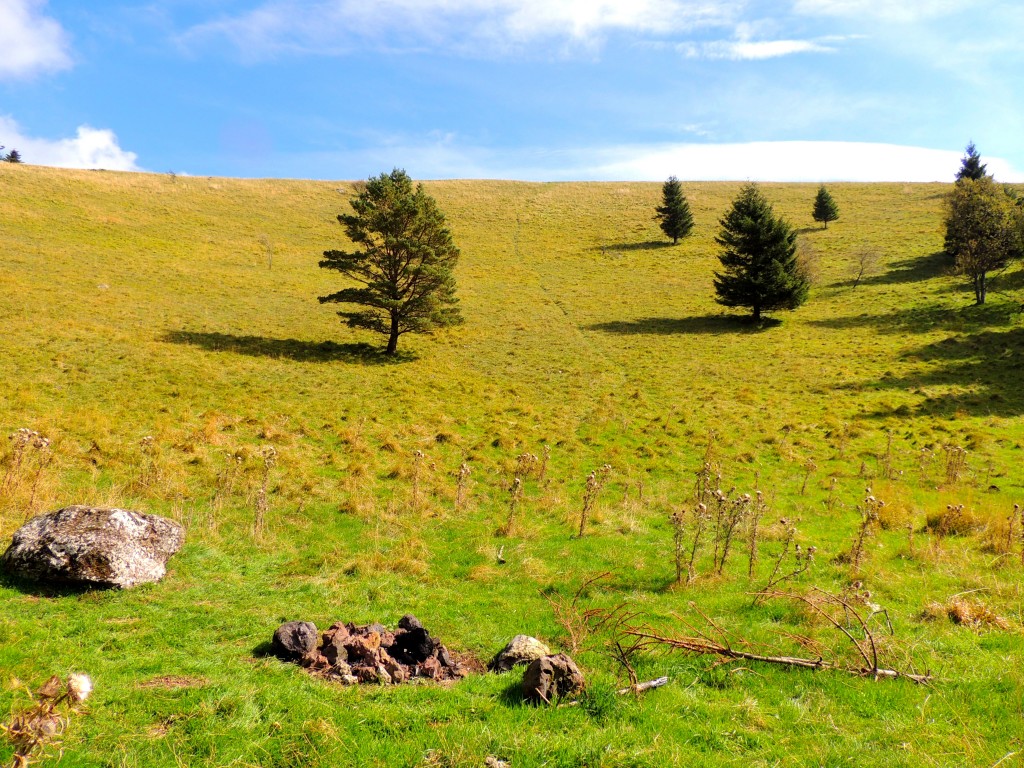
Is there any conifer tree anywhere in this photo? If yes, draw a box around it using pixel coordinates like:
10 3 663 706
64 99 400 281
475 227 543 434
955 142 988 181
319 168 462 355
944 175 1022 304
4 149 22 163
655 176 694 244
812 185 839 229
714 183 809 321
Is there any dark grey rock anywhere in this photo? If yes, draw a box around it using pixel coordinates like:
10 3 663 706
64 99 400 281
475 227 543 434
272 621 318 662
0 505 184 589
398 614 423 631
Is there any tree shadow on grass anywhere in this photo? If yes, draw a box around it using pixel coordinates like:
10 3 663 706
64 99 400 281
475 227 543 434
591 241 676 253
161 331 410 364
587 315 781 335
859 326 1024 419
829 251 950 289
808 300 1018 335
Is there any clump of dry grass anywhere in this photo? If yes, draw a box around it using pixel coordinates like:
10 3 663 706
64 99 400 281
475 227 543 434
922 596 1011 631
925 504 984 537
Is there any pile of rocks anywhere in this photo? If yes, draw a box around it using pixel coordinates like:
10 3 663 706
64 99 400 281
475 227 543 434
272 614 468 684
273 621 586 704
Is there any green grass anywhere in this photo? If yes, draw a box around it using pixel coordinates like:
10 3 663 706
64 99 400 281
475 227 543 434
1 164 1023 767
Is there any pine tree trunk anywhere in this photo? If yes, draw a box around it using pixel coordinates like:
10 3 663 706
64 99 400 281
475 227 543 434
975 273 986 305
386 315 400 355
753 305 761 321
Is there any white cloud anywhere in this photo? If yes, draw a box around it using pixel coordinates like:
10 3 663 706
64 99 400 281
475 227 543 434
792 0 976 22
677 38 833 60
577 141 1016 182
0 0 72 80
0 116 141 171
183 0 742 56
312 137 1023 182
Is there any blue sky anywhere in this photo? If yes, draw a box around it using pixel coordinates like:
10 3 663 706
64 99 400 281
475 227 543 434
1 0 1022 181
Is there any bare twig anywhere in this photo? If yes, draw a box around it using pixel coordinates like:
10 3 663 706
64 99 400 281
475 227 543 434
622 593 931 684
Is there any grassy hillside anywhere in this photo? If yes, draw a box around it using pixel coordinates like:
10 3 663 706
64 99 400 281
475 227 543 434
1 163 1023 767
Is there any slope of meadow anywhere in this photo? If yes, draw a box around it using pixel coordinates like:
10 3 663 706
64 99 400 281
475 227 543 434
1 164 1023 767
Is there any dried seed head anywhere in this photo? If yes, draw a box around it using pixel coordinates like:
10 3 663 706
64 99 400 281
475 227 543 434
67 673 92 703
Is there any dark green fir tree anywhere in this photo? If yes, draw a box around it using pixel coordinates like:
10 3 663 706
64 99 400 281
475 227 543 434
714 183 809 322
655 176 694 244
812 185 839 229
955 141 988 181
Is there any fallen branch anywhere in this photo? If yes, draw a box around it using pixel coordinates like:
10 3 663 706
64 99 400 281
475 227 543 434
617 676 669 695
558 676 671 708
623 594 932 685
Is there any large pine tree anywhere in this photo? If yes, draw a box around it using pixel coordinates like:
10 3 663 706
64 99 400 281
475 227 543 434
319 169 462 355
812 185 839 229
714 184 809 321
655 176 694 244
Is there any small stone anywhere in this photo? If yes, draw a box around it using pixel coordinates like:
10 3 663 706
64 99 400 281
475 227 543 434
380 651 407 684
488 635 551 672
437 645 455 669
398 614 423 631
272 621 318 662
322 623 350 665
345 631 382 663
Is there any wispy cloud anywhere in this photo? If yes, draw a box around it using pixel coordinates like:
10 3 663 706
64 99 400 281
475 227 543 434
0 116 141 171
793 0 976 22
181 0 743 57
676 38 834 60
0 0 73 80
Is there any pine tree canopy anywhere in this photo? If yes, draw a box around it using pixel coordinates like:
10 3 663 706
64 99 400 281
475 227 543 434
812 185 839 228
319 168 462 355
955 142 988 182
655 176 694 244
713 183 809 321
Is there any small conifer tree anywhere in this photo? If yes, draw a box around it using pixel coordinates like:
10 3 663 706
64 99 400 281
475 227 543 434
655 176 694 244
812 185 839 229
714 183 809 321
955 142 988 182
5 149 23 163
